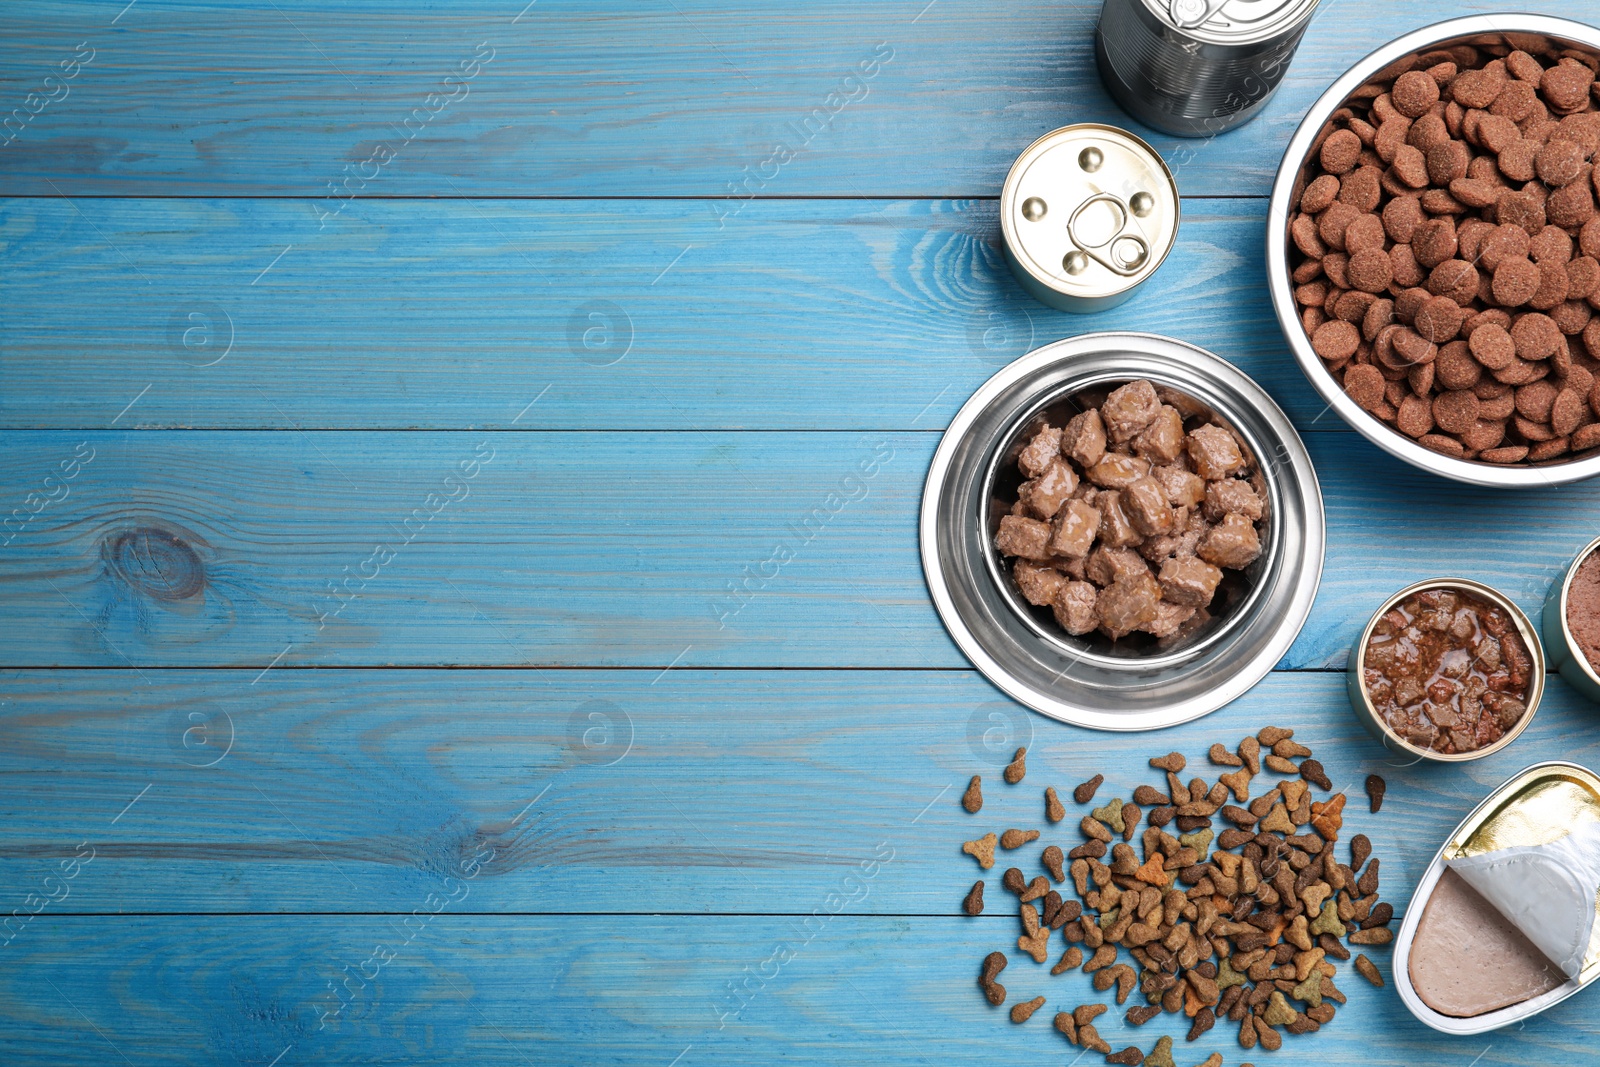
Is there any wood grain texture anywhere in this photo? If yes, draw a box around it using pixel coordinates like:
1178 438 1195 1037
1 428 1598 669
0 668 1595 916
0 912 1586 1066
2 0 1596 199
0 197 1304 430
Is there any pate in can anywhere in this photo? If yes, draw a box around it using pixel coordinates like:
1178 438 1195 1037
1095 0 1320 137
999 124 1179 313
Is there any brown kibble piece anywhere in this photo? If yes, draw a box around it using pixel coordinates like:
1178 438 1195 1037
1393 70 1441 117
1358 857 1381 896
1321 129 1363 174
1043 844 1065 882
1079 1023 1111 1054
1469 324 1517 369
1126 1004 1161 1026
963 833 997 869
963 880 984 916
1053 945 1085 975
1151 752 1186 773
962 775 983 814
1512 313 1561 360
1355 954 1384 987
1433 389 1481 434
1005 747 1027 784
1046 786 1065 823
1209 742 1243 767
1002 828 1040 850
1003 867 1025 894
1351 833 1372 872
1314 319 1362 362
1344 364 1386 411
980 951 1007 1005
1133 784 1169 806
1106 1047 1144 1065
1074 774 1104 804
1300 758 1333 790
1011 995 1046 1023
1074 1002 1108 1027
1018 925 1051 963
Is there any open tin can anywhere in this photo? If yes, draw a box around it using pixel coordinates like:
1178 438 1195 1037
1347 578 1545 762
1541 534 1600 705
1000 124 1179 313
1395 761 1600 1033
921 332 1324 730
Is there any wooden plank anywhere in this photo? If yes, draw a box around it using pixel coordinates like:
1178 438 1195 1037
1 428 1598 669
0 911 1591 1065
3 0 1597 199
1 196 1326 431
2 668 1598 916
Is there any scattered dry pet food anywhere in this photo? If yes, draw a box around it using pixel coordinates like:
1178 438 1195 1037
964 880 985 916
1361 585 1533 753
1107 1047 1145 1065
1289 39 1600 466
962 729 1394 1057
995 380 1267 643
964 775 984 813
1005 747 1028 784
1367 774 1387 813
1075 774 1105 804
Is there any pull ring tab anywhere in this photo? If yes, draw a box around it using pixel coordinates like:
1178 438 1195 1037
1067 192 1150 278
1168 0 1227 28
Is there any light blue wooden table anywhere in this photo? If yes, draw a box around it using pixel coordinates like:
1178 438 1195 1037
4 1 1600 1063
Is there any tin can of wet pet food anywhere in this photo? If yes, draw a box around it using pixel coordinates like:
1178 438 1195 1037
1095 0 1320 137
999 124 1179 313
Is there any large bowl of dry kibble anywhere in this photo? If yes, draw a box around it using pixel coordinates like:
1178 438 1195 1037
922 333 1325 730
1268 15 1600 486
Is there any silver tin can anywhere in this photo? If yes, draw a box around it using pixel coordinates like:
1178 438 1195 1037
921 332 1324 731
1095 0 1319 137
1347 578 1545 762
1000 124 1180 313
1541 534 1600 705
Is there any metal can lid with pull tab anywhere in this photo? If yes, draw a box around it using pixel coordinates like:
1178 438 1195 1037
1158 0 1319 46
999 124 1179 314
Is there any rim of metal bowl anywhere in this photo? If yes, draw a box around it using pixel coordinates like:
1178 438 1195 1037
1353 577 1545 762
920 332 1326 731
1266 14 1600 489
